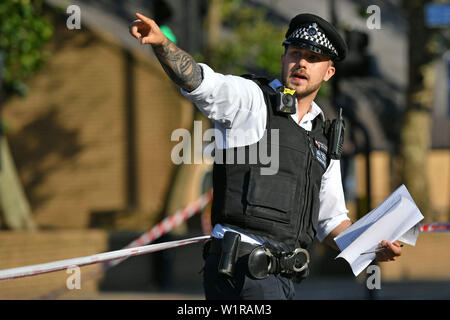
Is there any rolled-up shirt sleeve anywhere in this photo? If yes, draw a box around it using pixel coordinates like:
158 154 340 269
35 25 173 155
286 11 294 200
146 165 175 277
316 159 351 242
180 63 266 133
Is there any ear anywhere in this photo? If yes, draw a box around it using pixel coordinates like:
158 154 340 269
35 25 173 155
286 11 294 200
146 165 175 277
323 63 335 82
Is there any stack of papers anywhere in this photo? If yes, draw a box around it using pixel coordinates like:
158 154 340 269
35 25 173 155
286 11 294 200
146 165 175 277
334 185 424 276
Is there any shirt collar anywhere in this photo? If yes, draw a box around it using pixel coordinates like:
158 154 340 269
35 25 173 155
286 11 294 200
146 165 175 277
310 101 324 120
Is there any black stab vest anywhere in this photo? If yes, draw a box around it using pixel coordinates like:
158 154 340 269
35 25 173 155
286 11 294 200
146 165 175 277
211 76 330 251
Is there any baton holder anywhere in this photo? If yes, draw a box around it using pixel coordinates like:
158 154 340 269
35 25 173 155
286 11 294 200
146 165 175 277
218 231 241 278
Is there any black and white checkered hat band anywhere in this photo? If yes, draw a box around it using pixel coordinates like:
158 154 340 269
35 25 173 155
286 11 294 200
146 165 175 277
286 24 338 56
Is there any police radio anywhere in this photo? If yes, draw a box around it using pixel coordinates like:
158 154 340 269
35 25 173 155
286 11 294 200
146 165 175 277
275 87 297 114
328 108 345 160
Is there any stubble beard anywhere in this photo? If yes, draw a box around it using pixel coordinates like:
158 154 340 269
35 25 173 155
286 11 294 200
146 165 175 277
281 67 321 99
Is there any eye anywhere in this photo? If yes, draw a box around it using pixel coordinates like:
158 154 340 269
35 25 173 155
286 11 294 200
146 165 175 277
290 51 301 58
308 54 319 62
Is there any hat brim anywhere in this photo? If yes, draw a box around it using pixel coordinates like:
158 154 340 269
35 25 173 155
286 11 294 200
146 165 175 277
283 39 341 61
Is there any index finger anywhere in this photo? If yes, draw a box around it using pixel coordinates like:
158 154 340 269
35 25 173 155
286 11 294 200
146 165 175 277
135 13 152 24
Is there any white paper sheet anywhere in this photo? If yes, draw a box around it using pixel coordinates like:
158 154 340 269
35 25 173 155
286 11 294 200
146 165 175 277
334 185 424 276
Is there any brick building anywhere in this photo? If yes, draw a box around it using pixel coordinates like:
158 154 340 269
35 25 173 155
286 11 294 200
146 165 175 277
0 5 210 298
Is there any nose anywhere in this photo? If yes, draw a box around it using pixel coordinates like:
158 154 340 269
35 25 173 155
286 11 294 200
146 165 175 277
294 55 308 70
298 56 308 67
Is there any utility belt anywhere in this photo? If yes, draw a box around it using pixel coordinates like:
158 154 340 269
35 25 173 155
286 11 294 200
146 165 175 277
203 231 310 283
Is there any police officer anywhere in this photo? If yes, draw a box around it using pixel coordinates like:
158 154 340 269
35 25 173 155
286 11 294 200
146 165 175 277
129 12 402 300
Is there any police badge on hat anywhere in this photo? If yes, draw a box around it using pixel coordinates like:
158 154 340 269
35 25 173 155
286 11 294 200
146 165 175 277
307 23 318 36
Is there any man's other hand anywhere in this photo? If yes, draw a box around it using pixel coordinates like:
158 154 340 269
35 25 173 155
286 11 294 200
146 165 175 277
375 240 402 262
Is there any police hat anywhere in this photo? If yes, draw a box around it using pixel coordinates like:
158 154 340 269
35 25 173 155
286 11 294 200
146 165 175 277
283 13 347 61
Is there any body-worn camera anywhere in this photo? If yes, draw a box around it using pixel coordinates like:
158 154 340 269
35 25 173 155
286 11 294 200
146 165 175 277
275 87 297 114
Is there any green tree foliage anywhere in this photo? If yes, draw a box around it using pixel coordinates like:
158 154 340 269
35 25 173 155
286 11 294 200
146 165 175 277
211 0 286 78
0 0 53 96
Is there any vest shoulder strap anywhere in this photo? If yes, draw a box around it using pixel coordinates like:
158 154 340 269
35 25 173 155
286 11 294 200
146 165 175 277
240 74 276 94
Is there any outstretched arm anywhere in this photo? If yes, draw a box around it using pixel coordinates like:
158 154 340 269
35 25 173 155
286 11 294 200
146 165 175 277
129 13 203 92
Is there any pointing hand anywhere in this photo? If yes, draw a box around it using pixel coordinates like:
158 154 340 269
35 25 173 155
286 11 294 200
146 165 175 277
129 13 167 46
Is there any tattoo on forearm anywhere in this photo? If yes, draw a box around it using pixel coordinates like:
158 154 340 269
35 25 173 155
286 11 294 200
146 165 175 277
153 40 203 92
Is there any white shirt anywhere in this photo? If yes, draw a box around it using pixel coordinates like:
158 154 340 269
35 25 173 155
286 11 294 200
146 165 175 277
181 63 350 242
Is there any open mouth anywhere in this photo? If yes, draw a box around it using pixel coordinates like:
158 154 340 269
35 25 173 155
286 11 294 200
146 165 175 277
292 73 308 81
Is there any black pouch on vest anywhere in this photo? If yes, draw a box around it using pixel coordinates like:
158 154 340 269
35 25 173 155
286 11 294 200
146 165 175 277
218 232 241 278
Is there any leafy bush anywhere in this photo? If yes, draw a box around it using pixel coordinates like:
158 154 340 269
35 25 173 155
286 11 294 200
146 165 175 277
0 0 53 96
213 1 285 78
